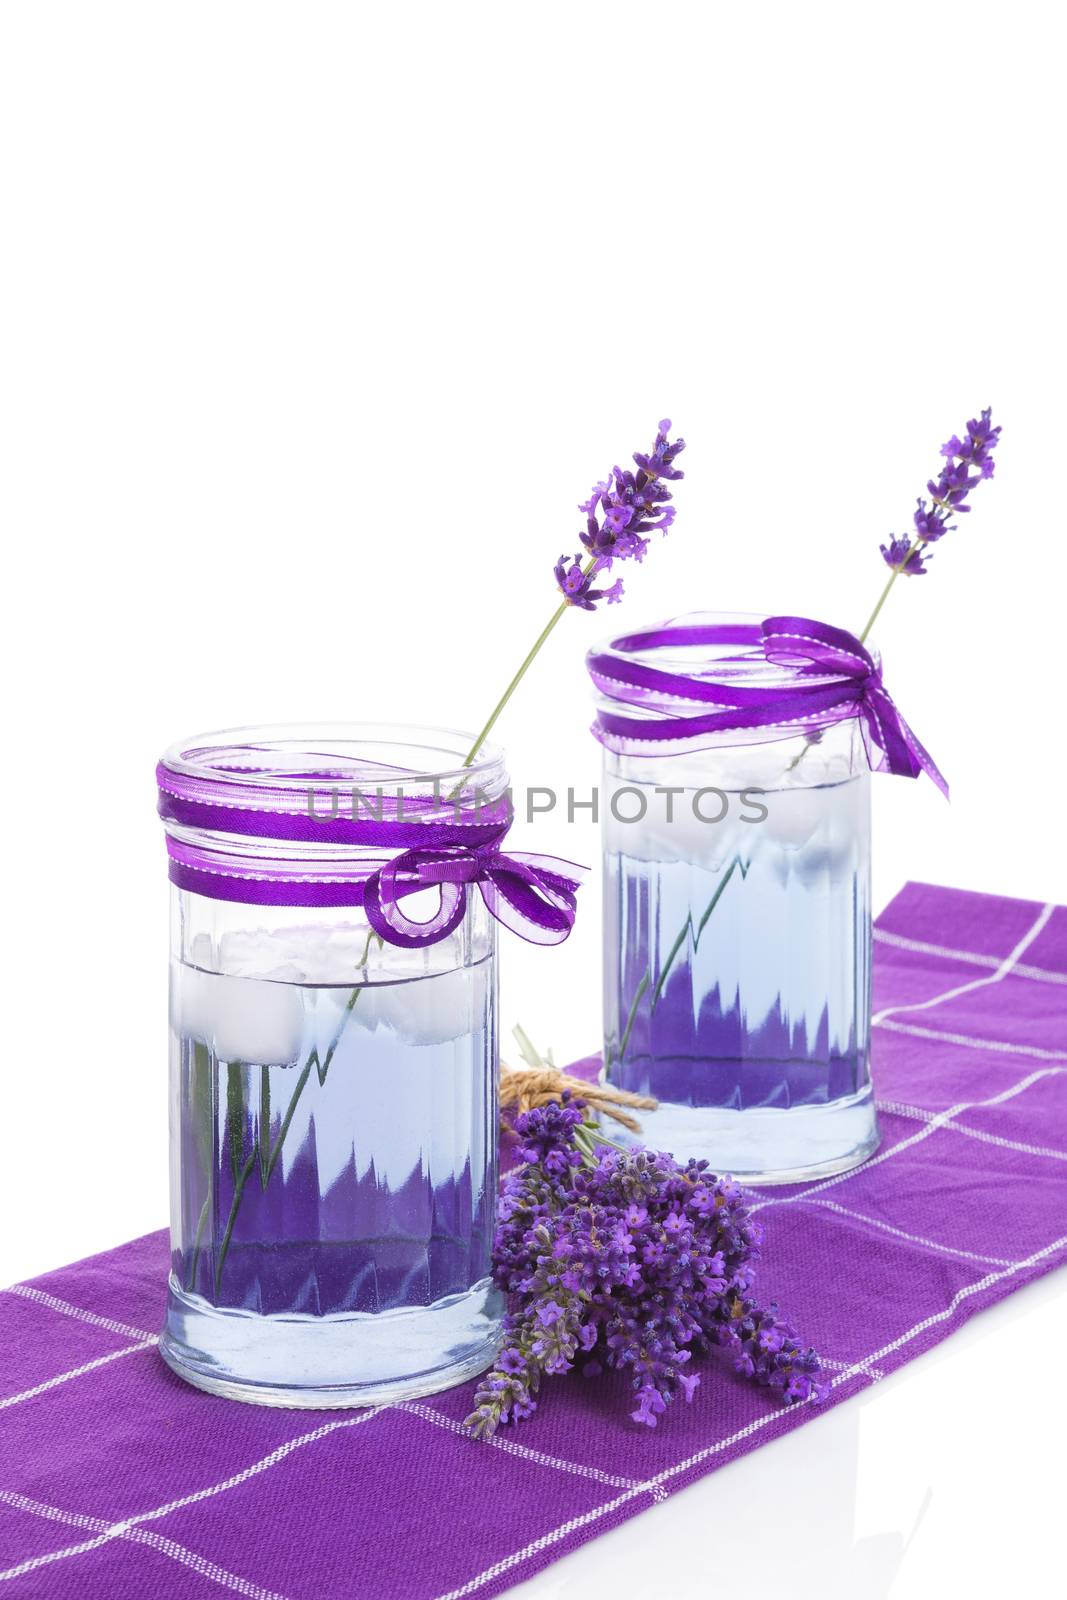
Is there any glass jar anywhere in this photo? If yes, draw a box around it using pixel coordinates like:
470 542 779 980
591 617 880 1183
158 724 506 1407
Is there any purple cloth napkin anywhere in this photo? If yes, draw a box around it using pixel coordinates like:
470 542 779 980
2 882 1065 1599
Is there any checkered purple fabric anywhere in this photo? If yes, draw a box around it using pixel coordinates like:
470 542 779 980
3 882 1065 1599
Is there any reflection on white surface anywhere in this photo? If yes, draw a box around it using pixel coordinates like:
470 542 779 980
507 1268 1067 1599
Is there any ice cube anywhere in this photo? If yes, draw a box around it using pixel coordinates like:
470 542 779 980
351 960 492 1048
207 928 375 985
604 780 746 868
171 961 304 1065
603 772 866 865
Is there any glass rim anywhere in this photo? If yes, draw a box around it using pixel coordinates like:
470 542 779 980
158 721 508 798
590 609 881 690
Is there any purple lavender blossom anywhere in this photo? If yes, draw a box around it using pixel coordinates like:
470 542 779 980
879 536 928 576
553 555 624 611
634 419 687 480
941 409 999 475
912 503 950 543
881 408 1000 577
464 1096 824 1439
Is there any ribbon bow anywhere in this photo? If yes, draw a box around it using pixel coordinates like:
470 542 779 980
363 845 586 949
761 616 948 797
589 614 947 797
158 760 588 944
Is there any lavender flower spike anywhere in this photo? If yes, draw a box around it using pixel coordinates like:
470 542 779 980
879 407 1000 580
461 419 684 767
578 419 686 576
859 406 1000 646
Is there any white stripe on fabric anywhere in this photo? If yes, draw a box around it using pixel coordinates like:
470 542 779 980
2 1285 155 1343
398 1401 667 1500
0 1492 292 1599
0 1529 121 1586
127 1407 388 1527
873 904 1055 1025
828 1234 1067 1386
875 1017 1067 1061
932 1119 1067 1163
749 1066 1064 1214
0 1410 385 1587
879 1097 1067 1163
873 926 1067 987
430 1404 804 1600
0 1340 153 1411
819 1354 885 1381
793 1197 1016 1267
430 1481 651 1600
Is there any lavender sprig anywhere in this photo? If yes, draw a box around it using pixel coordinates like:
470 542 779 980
464 1096 824 1438
864 407 1000 642
461 422 685 767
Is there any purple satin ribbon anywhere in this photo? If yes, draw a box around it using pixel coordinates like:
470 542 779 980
158 764 585 947
156 766 513 848
362 846 584 949
589 615 948 796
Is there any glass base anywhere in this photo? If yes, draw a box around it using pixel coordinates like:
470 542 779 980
160 1275 504 1409
600 1074 880 1185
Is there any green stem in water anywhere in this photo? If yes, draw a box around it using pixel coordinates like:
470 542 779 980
225 1061 245 1185
185 1194 211 1293
614 857 749 1068
185 1042 215 1292
212 931 382 1294
652 856 748 1010
615 973 650 1069
260 980 364 1190
214 1151 258 1299
462 560 599 769
258 1066 271 1186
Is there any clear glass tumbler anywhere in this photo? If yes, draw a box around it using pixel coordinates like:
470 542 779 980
594 620 880 1183
158 724 505 1407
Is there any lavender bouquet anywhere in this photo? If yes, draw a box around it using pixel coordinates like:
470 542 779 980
465 1094 824 1436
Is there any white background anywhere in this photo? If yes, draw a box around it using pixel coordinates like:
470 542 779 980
1 4 1064 1596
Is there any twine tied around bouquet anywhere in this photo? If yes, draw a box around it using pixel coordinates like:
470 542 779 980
499 1063 657 1134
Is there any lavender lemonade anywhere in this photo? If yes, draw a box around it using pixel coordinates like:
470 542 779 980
591 617 881 1182
155 725 551 1407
